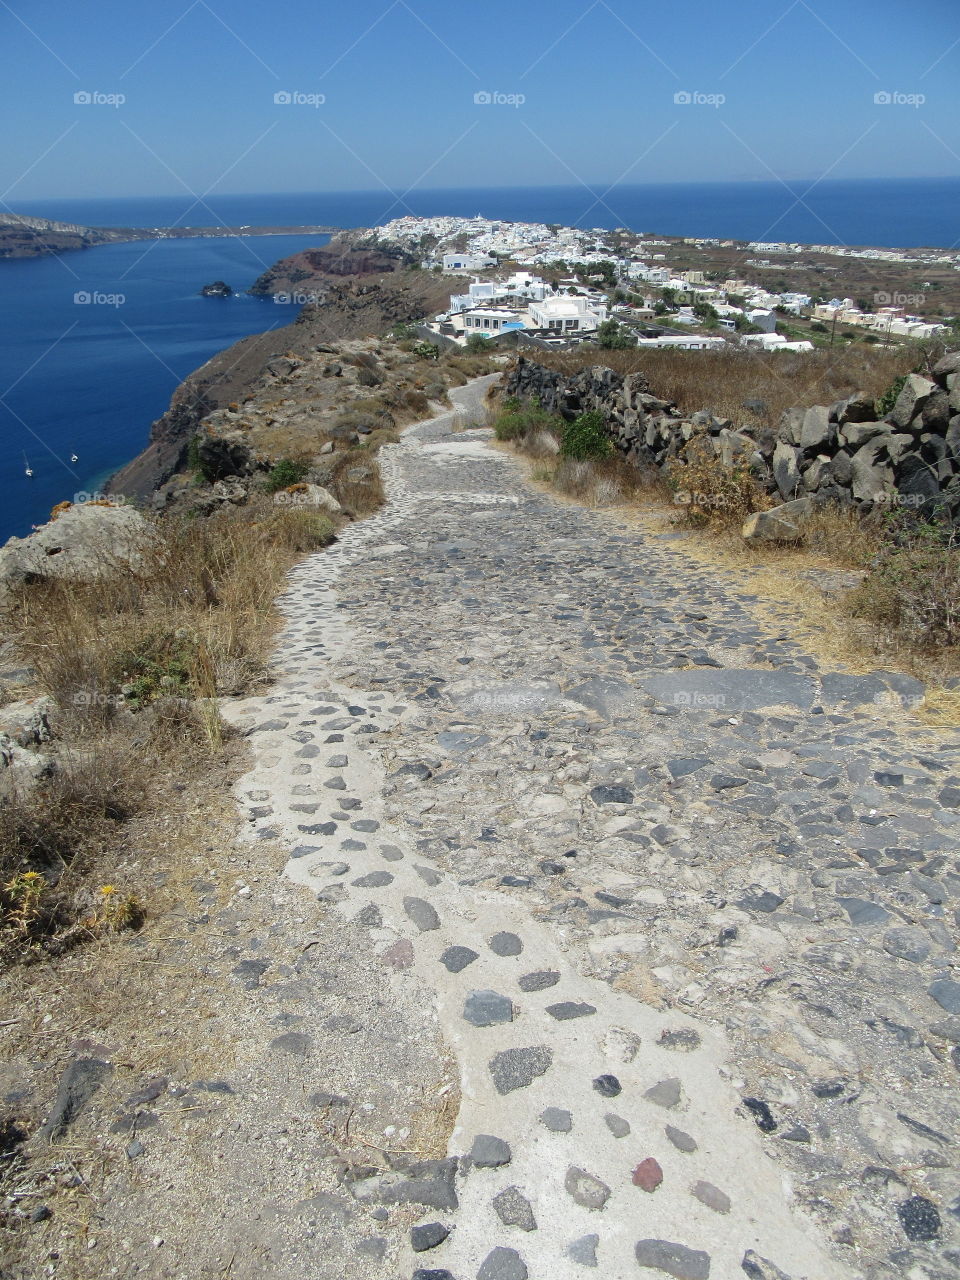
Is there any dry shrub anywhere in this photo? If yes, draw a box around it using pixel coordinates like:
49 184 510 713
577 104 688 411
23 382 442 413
671 452 772 529
554 458 594 497
795 504 883 568
0 742 146 961
529 343 917 428
326 450 386 516
526 430 560 458
846 523 960 652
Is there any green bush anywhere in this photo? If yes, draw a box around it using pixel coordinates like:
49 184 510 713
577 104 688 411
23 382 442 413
876 373 907 417
264 458 310 493
492 398 564 442
560 410 612 461
466 334 492 353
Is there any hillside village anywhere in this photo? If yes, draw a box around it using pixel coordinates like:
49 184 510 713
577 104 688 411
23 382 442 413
368 215 956 352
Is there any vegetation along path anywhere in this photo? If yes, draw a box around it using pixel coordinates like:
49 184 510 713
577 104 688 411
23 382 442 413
226 375 960 1280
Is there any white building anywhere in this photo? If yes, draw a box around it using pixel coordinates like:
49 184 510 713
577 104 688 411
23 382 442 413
528 295 607 333
635 335 727 351
458 306 526 336
442 251 496 271
743 334 813 352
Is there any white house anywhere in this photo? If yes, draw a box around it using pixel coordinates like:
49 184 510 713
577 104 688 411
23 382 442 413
635 335 727 350
743 333 813 352
528 295 607 333
458 306 526 336
442 251 496 272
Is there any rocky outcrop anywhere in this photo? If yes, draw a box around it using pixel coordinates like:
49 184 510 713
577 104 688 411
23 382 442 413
200 280 232 297
0 502 155 604
503 353 960 524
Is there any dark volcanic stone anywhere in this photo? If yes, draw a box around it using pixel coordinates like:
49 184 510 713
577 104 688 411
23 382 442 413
898 1194 942 1241
590 784 634 805
546 1001 597 1021
742 1098 777 1131
469 1133 512 1167
741 1251 792 1279
489 1046 552 1095
440 945 479 973
411 1221 450 1252
464 990 513 1027
492 1185 537 1231
634 1238 711 1279
518 969 560 992
404 897 440 932
592 1073 622 1097
39 1059 113 1140
489 931 523 956
929 979 960 1015
540 1107 572 1132
477 1247 528 1280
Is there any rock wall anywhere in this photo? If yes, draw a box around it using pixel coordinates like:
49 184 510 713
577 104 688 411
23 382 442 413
503 353 960 523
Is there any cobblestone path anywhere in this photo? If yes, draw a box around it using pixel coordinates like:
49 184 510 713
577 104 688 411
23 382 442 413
226 377 960 1280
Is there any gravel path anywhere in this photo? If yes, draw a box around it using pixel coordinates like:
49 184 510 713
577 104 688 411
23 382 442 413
226 376 960 1280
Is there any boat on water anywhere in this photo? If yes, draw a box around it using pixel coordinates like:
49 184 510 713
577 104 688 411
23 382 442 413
23 452 32 477
70 453 79 463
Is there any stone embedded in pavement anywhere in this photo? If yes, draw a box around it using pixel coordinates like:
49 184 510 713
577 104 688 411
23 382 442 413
351 871 393 888
463 990 514 1027
440 945 479 973
882 927 931 963
665 1125 697 1153
644 1078 682 1109
404 896 441 932
929 979 960 1015
470 1134 512 1167
413 1271 456 1280
634 1238 711 1279
592 1073 622 1097
566 1233 599 1267
589 784 634 805
837 897 889 926
691 1180 730 1214
742 1098 777 1131
564 1166 611 1211
633 1158 664 1192
518 970 560 992
897 1194 941 1241
492 1185 537 1231
382 939 414 970
540 1107 573 1132
489 1046 553 1095
658 1028 701 1052
546 1001 596 1020
489 931 523 956
740 1250 792 1279
477 1246 528 1280
667 757 710 779
604 1113 630 1138
411 1221 450 1252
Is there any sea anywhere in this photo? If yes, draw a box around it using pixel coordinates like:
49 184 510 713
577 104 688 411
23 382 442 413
1 178 958 542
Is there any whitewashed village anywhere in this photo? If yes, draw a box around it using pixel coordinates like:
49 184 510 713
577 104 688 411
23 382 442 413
368 214 956 352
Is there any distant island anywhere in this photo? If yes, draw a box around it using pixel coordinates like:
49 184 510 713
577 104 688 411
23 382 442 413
200 280 233 297
0 213 339 260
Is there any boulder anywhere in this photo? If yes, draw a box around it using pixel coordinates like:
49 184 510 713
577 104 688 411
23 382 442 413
716 429 755 468
0 732 53 800
828 450 853 487
799 405 834 452
850 439 895 503
932 351 960 387
196 432 256 481
840 420 887 449
838 392 877 424
887 373 937 429
946 416 960 461
772 441 801 499
0 698 53 748
0 503 156 603
801 455 832 492
921 390 952 434
895 454 941 510
742 497 812 543
777 406 805 446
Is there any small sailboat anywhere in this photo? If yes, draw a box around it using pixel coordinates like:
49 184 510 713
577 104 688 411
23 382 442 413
70 453 79 464
23 452 33 477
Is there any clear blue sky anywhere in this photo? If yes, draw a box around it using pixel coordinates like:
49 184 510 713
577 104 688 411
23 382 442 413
2 0 958 201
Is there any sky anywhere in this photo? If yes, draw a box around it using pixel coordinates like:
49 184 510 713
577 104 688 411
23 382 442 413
2 0 959 203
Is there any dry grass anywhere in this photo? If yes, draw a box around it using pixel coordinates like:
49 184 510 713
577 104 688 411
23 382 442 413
531 343 917 428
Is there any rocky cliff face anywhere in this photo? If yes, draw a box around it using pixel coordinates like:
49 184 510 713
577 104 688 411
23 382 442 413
107 268 456 500
504 353 960 523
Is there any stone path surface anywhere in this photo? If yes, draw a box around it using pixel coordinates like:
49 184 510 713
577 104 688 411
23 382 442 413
224 376 960 1280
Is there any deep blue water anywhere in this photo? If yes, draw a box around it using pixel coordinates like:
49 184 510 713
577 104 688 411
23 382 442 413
12 178 960 249
1 178 957 541
0 233 329 540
